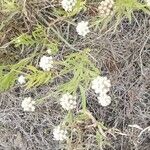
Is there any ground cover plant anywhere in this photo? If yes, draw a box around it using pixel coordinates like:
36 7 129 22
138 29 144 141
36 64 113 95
0 0 150 149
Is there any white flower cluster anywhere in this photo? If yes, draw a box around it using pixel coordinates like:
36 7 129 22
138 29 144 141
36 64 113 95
18 75 26 84
61 0 77 12
98 0 114 17
21 97 35 112
97 93 111 107
92 76 111 94
76 21 90 37
39 55 53 71
60 93 77 110
53 126 68 141
91 76 111 106
145 0 150 6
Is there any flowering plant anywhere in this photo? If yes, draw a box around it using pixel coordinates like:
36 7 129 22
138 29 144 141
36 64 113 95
0 0 150 149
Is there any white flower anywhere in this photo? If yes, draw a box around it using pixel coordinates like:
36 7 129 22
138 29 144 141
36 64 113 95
21 97 35 112
47 48 52 54
18 75 26 84
39 55 53 71
98 0 114 17
92 76 112 107
91 76 111 94
60 93 77 111
145 0 150 6
61 0 77 12
76 21 90 37
53 126 68 141
98 93 111 106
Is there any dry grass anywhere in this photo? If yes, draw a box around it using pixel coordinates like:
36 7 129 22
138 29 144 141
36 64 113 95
0 0 150 149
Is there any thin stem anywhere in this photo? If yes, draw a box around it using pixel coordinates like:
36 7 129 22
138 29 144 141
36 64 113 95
79 85 87 112
49 27 77 51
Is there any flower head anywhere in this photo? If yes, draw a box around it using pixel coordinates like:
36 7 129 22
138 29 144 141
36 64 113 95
60 93 77 110
91 76 111 94
76 21 90 37
21 97 35 112
53 126 68 141
98 93 111 106
18 75 26 84
61 0 77 12
91 76 112 106
39 55 53 71
98 0 114 17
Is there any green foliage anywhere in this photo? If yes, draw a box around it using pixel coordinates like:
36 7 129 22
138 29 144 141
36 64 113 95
0 56 52 91
14 33 35 47
32 25 49 45
25 65 52 89
13 25 59 54
114 0 150 23
58 49 100 94
0 57 30 92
